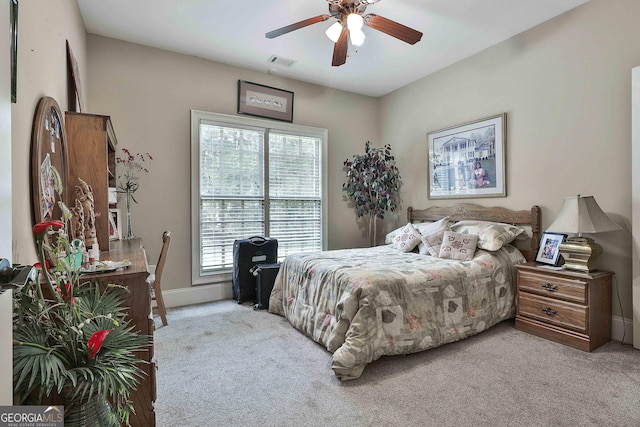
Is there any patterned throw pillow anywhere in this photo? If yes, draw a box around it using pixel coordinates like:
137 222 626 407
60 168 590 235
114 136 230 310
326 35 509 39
450 220 524 251
418 217 450 256
438 231 479 261
392 223 422 253
385 221 435 245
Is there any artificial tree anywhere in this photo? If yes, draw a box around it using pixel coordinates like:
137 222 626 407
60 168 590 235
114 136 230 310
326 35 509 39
343 141 402 246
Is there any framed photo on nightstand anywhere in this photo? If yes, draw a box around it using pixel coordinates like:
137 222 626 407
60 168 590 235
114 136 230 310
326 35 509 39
536 232 566 266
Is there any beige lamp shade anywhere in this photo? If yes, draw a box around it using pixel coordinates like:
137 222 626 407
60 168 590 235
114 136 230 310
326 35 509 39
546 195 621 235
546 195 620 272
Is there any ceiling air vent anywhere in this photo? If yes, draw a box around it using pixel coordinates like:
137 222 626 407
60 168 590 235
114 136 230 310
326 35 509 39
268 55 296 67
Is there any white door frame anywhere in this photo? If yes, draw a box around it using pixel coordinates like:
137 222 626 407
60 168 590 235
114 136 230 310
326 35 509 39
632 66 640 349
0 0 14 404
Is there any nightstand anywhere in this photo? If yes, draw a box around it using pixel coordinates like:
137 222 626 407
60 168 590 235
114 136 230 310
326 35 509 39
514 263 613 351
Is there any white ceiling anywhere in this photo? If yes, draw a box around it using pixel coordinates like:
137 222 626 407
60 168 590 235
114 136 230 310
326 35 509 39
76 0 590 97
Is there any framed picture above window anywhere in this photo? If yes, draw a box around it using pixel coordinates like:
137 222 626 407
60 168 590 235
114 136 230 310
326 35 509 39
535 232 566 266
237 80 294 122
427 113 506 200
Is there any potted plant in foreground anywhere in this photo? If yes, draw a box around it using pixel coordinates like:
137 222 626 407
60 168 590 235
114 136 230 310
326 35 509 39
12 170 148 426
343 141 402 246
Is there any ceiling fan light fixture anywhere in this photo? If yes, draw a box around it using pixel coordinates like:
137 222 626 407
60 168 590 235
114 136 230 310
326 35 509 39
266 0 423 67
350 28 366 46
325 21 343 43
346 13 364 31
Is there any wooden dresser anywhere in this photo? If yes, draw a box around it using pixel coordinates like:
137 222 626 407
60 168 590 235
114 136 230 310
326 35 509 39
86 239 155 427
514 263 613 351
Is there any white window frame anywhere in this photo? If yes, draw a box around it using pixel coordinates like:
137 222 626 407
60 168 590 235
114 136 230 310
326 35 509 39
190 110 328 285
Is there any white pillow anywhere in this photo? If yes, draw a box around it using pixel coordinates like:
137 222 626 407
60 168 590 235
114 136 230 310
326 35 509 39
385 225 406 245
438 231 479 261
392 223 422 253
418 217 450 256
412 221 436 235
450 220 524 251
385 221 435 245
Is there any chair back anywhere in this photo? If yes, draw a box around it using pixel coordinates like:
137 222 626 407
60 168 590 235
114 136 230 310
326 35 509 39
154 231 171 288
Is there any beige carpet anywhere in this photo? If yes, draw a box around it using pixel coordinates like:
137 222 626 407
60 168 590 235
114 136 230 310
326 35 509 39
153 300 640 427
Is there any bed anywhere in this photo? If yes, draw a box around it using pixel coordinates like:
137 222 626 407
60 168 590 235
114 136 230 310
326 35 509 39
269 203 541 380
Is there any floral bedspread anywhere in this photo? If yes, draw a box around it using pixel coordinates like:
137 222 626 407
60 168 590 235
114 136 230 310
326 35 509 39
269 244 525 380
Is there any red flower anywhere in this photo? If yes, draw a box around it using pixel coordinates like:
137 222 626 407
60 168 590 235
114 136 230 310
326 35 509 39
33 261 51 271
32 220 64 236
87 329 113 360
56 282 74 303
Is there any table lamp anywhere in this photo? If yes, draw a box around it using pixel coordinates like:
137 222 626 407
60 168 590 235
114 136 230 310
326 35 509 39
546 195 621 272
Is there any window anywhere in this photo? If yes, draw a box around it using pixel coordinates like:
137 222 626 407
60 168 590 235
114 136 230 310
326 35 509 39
191 111 327 285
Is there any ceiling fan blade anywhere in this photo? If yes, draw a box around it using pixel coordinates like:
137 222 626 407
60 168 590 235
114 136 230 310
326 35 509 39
364 14 423 45
266 14 332 39
332 27 349 67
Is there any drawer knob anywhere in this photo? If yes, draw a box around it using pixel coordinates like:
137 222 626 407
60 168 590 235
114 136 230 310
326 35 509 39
540 282 558 292
541 307 558 316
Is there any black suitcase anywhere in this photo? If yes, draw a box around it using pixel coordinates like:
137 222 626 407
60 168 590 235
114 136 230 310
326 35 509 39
251 263 281 310
232 236 277 304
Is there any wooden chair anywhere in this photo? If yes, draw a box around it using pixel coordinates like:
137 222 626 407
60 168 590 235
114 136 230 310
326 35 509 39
148 231 171 326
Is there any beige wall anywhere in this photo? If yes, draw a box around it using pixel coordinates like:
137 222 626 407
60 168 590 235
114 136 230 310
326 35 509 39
380 0 640 325
85 36 380 297
12 0 87 264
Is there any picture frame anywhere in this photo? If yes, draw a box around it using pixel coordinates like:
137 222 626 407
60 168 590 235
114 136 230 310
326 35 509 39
66 40 84 112
108 209 122 241
10 0 18 103
237 80 294 122
427 113 507 200
535 232 567 266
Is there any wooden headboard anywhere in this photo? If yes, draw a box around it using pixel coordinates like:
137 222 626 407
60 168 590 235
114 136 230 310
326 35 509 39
407 203 542 261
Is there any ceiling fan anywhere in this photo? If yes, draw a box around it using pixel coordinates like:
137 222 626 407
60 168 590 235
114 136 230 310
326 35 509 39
265 0 423 67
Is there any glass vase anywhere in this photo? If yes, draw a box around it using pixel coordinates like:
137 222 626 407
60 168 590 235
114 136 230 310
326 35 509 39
64 394 113 427
124 190 135 240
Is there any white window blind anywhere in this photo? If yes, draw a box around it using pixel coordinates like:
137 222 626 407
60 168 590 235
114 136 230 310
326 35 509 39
269 132 322 258
191 111 326 282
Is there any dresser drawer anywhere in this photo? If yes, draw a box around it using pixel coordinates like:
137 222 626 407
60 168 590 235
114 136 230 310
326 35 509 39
518 270 587 304
518 292 587 333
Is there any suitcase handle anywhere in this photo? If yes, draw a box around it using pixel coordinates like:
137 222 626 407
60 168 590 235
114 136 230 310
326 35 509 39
248 236 270 246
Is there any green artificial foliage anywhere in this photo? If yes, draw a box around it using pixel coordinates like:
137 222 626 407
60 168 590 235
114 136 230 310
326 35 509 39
343 141 402 245
13 167 148 426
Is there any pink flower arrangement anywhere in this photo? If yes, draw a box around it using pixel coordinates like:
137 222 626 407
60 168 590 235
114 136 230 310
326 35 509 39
116 147 153 202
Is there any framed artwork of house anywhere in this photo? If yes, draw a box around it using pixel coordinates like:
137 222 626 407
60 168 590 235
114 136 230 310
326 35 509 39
427 113 506 200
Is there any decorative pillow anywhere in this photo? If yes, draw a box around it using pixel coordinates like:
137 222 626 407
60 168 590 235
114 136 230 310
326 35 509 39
392 223 422 253
385 221 435 245
418 217 450 256
412 221 436 235
438 231 479 261
385 225 406 244
450 220 525 251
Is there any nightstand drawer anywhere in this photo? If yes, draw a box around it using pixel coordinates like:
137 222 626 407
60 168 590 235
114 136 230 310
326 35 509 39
518 292 587 333
518 270 587 304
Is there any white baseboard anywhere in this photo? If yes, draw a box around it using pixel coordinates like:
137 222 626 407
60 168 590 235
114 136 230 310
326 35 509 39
163 283 232 308
612 314 633 345
163 285 635 346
